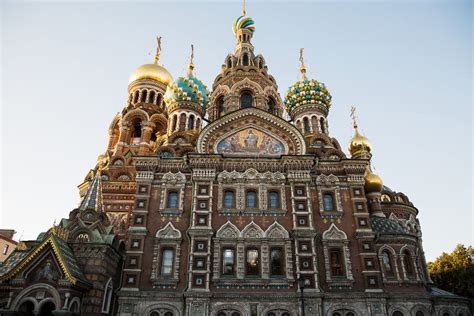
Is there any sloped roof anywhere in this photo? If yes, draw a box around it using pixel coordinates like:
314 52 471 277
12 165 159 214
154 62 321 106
429 287 465 298
370 217 407 235
78 172 103 212
0 232 90 287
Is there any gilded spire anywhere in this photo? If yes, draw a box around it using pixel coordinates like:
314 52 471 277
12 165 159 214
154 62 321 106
154 36 162 64
188 44 195 76
242 0 246 16
348 106 372 158
299 48 307 79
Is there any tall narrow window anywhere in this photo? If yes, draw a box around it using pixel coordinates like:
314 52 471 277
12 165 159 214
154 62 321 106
179 113 187 131
242 54 249 66
246 191 257 208
246 248 259 276
320 117 326 133
140 90 148 103
323 193 334 211
270 248 284 276
403 251 413 275
217 96 225 116
149 90 156 104
222 248 235 275
224 190 235 208
330 248 344 276
268 191 279 209
268 98 276 114
382 251 394 276
131 119 142 139
161 249 174 276
303 117 311 133
167 191 178 209
188 115 195 130
171 115 177 131
101 278 113 314
240 92 253 108
133 90 139 104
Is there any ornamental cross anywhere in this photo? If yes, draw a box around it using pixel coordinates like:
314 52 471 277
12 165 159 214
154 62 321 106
299 48 307 79
154 36 162 64
350 106 358 128
242 0 246 16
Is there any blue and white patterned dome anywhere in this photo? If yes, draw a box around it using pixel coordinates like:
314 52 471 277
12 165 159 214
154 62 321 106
165 75 209 110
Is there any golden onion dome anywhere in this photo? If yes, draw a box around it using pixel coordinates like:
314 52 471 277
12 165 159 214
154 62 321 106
348 128 372 157
129 63 173 85
364 169 383 193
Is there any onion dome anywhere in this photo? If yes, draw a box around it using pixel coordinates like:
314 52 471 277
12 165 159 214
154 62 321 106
348 127 372 157
232 15 255 35
284 49 332 118
364 168 384 193
129 63 173 85
129 36 173 86
164 45 209 110
164 76 209 110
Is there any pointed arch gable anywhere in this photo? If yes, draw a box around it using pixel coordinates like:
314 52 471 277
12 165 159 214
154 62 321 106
197 107 306 155
240 221 264 239
230 77 263 95
156 222 182 240
216 221 240 239
264 221 289 239
322 223 347 240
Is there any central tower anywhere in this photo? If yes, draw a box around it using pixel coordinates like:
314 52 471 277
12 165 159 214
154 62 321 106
207 6 284 121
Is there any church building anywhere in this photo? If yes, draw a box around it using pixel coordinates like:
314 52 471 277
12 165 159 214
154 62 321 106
0 4 470 316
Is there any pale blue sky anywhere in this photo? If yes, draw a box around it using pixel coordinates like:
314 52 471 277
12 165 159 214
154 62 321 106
1 0 472 261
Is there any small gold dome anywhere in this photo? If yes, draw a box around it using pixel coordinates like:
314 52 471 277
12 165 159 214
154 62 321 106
129 63 173 85
364 169 383 193
349 128 372 157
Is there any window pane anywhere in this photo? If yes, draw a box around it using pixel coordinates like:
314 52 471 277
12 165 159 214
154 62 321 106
224 191 234 208
382 251 393 275
323 193 334 211
222 249 235 275
330 248 344 276
269 191 279 209
167 192 178 208
246 249 259 275
271 248 284 276
246 191 257 208
240 92 253 108
161 249 174 275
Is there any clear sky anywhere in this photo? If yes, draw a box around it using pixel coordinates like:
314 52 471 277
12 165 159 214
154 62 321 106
1 0 472 261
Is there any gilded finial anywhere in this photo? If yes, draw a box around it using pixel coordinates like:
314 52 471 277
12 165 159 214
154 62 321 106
242 0 246 16
154 36 162 64
299 48 307 79
350 106 358 129
188 44 195 76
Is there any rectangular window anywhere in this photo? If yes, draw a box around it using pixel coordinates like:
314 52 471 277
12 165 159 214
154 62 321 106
246 248 260 276
160 248 174 276
270 248 284 276
323 192 335 211
222 248 235 275
246 190 257 208
330 248 344 277
268 191 280 209
224 190 235 208
167 191 178 209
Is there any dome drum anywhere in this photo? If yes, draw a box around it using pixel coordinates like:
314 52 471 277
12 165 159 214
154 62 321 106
167 100 205 117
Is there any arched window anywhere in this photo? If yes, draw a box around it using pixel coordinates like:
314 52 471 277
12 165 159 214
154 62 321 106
164 312 173 316
227 58 232 68
443 313 451 316
323 193 334 211
196 118 201 129
217 96 225 116
246 248 259 275
157 94 163 108
303 117 311 133
311 116 318 131
240 91 253 108
382 250 394 276
242 54 249 66
246 190 257 208
188 115 195 130
224 190 235 208
133 90 139 104
161 248 174 276
167 191 178 209
149 90 156 104
320 117 326 133
330 248 344 276
69 301 79 312
392 312 404 316
403 250 414 275
101 278 113 314
222 248 235 275
171 115 177 132
268 191 279 209
416 312 424 316
131 119 142 140
140 90 148 103
270 248 284 276
268 97 276 114
179 113 187 131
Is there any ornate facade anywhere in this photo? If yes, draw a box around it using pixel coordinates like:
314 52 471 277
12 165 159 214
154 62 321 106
0 4 471 316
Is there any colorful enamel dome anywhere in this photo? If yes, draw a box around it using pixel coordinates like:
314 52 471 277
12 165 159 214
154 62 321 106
284 78 332 115
164 75 209 110
232 15 255 35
